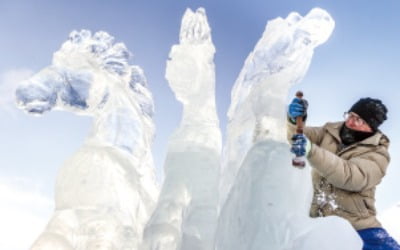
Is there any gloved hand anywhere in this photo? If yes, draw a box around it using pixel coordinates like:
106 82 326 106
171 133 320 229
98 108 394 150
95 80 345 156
288 97 308 121
291 134 312 157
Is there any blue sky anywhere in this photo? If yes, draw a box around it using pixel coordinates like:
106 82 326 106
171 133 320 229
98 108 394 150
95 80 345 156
1 0 400 247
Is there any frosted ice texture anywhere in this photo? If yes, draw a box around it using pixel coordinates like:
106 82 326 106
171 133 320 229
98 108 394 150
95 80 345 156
14 7 367 250
216 8 362 250
220 7 335 208
141 8 221 250
215 141 362 250
16 30 159 249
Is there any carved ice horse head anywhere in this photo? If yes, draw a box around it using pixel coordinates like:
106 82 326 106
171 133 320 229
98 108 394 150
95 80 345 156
15 30 155 155
16 30 158 249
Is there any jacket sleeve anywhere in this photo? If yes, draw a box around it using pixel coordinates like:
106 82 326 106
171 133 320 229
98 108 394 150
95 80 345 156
307 144 390 192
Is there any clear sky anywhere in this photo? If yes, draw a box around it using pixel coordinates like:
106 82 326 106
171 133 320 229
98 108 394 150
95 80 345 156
1 0 400 247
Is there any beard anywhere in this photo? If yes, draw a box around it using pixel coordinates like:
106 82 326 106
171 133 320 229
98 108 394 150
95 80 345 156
340 124 375 146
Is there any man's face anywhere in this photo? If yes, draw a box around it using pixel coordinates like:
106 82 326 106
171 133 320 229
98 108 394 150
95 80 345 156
344 112 373 132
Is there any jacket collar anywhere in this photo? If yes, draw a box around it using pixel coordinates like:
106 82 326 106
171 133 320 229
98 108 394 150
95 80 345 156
325 121 389 147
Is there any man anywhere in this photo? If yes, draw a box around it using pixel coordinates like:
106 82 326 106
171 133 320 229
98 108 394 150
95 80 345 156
287 97 400 250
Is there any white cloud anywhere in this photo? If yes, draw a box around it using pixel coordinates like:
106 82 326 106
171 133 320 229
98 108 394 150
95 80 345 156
379 202 400 242
0 69 33 114
0 177 53 250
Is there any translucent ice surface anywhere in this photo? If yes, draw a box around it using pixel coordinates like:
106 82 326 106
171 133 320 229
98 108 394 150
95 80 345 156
220 7 335 207
16 30 159 249
215 141 362 250
216 8 362 250
142 8 222 250
15 7 369 250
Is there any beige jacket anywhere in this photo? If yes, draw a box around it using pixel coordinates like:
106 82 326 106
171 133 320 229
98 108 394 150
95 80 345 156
287 121 390 230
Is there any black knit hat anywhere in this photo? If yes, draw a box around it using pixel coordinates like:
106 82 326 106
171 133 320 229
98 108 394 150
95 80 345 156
349 97 388 131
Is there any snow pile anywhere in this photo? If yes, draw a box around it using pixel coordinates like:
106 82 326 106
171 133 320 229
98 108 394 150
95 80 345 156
16 30 158 249
142 8 221 250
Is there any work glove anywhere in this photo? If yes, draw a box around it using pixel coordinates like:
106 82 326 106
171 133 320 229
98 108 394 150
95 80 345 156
288 97 308 123
291 134 312 157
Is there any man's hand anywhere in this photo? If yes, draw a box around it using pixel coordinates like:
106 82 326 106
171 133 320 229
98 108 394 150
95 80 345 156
288 97 308 121
291 134 311 157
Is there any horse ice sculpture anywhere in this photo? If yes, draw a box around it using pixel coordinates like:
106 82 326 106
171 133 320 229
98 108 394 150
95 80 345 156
16 30 159 249
220 7 336 206
215 8 362 250
142 8 222 250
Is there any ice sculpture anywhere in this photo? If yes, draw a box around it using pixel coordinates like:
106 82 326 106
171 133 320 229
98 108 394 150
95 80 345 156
215 143 362 249
220 8 335 205
16 30 159 249
215 8 362 249
141 8 222 250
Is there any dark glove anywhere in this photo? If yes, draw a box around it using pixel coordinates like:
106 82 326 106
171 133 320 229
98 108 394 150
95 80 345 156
291 134 311 157
288 97 308 121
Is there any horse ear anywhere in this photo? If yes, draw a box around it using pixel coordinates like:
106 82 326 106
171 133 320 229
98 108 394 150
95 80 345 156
129 66 154 118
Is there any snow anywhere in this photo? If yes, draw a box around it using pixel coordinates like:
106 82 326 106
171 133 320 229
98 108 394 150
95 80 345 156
15 30 159 249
